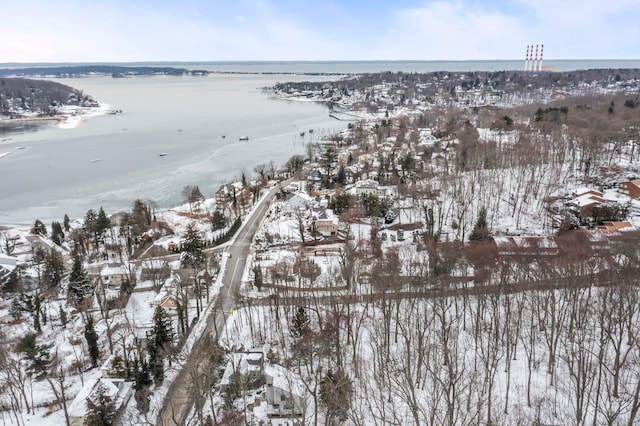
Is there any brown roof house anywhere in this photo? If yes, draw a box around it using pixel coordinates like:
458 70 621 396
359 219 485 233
618 180 640 199
597 221 635 234
569 188 605 216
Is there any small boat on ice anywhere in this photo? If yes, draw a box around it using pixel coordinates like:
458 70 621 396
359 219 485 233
239 136 249 141
159 153 167 157
91 158 102 162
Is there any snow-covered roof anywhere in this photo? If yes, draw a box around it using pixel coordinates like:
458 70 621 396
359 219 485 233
100 263 128 277
153 275 179 306
570 194 604 208
68 378 132 418
221 352 264 386
124 290 157 334
265 364 306 399
0 254 18 266
355 179 378 188
597 221 635 233
572 187 603 198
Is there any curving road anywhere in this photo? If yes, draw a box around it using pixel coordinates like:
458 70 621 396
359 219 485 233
156 185 279 426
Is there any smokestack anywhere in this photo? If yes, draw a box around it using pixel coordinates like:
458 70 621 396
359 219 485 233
524 45 529 71
539 44 544 72
534 45 539 72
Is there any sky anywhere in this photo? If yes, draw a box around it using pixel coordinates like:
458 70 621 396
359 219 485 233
1 0 638 63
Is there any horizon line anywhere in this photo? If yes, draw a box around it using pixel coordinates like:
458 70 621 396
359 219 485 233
1 58 639 66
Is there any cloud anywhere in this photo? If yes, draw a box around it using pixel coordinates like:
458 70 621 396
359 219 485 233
371 1 526 60
0 0 638 62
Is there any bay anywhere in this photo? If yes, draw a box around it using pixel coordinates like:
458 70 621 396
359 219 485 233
2 59 639 226
0 73 342 226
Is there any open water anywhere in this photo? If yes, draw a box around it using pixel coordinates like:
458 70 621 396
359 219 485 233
1 60 639 226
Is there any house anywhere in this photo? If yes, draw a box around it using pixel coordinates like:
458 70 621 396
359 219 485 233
307 169 325 189
597 221 635 233
283 181 303 193
618 180 640 199
572 187 603 199
220 352 265 390
353 179 386 197
215 181 246 204
68 377 133 426
568 191 605 216
99 263 129 288
286 192 314 213
215 183 235 204
152 276 180 312
344 165 360 184
265 364 307 419
313 209 339 237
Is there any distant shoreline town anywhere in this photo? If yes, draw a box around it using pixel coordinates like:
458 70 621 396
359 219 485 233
0 64 349 78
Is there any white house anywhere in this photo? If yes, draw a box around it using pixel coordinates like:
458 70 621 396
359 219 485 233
100 263 129 287
313 209 339 237
68 377 133 426
353 179 386 197
283 181 304 193
286 192 314 213
265 364 308 419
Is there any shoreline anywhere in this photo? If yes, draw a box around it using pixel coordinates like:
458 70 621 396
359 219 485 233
0 102 115 130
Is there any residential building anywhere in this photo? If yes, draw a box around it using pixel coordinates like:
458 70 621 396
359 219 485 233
618 180 640 199
68 378 132 426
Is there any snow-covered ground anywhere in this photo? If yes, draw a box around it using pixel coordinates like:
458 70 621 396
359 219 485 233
54 102 113 129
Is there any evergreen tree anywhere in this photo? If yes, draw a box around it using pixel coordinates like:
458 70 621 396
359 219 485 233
469 207 492 241
51 221 65 245
85 209 97 233
291 306 310 338
63 214 71 232
42 248 65 288
83 382 116 426
15 333 52 381
362 193 382 217
32 219 47 236
84 315 100 367
329 193 352 215
150 356 165 385
69 253 90 304
253 265 263 290
321 148 336 188
150 306 174 354
209 210 227 231
133 357 152 391
131 199 152 236
148 306 174 385
336 164 347 186
180 222 204 268
9 296 23 319
95 207 111 239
